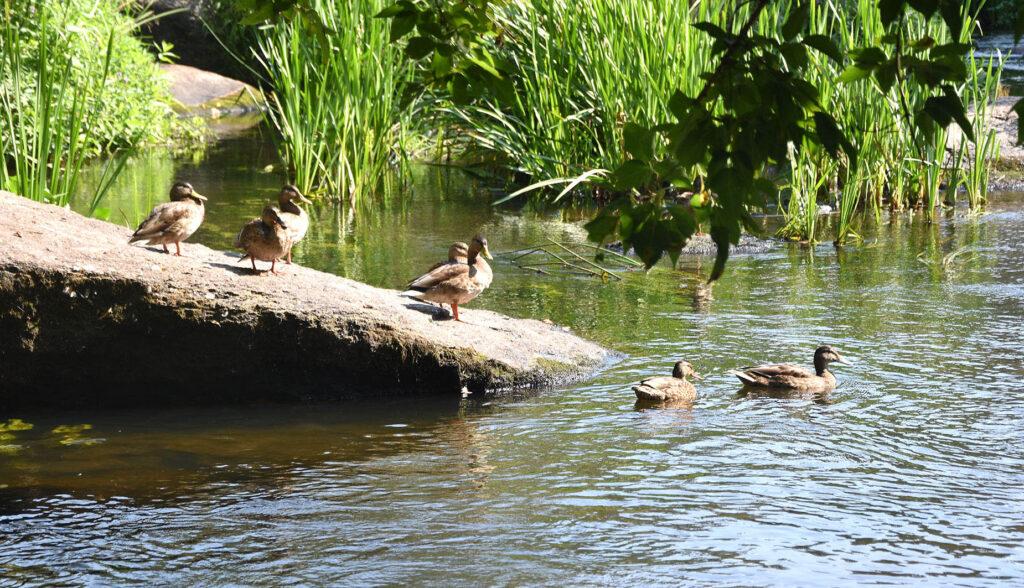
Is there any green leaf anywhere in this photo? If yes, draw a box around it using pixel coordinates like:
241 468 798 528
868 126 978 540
623 123 656 163
929 42 971 58
693 22 731 43
837 65 872 83
910 35 935 52
390 13 416 42
922 87 973 142
239 2 274 25
404 36 435 59
668 90 693 121
874 61 897 92
780 42 808 71
851 47 887 67
375 3 407 18
802 34 843 63
612 159 653 191
782 2 810 41
814 112 857 170
584 213 620 244
907 0 939 18
938 0 963 38
879 0 907 26
708 223 731 281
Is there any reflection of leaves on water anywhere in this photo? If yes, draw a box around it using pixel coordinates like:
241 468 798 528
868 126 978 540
0 419 34 455
48 424 105 447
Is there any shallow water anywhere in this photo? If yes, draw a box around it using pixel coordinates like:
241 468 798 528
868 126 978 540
3 131 1024 584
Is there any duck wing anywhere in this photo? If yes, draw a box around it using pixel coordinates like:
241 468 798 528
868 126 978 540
407 260 470 292
731 363 815 387
129 201 186 242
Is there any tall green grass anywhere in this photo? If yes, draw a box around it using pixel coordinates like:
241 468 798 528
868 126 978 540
0 0 198 208
254 0 412 203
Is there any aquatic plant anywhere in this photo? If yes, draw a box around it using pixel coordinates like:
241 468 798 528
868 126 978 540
0 0 201 206
252 0 412 203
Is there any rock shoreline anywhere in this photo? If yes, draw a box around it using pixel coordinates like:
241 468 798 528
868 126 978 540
0 192 610 411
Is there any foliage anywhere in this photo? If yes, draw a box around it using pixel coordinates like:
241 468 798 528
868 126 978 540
0 0 203 206
248 0 412 201
378 0 996 279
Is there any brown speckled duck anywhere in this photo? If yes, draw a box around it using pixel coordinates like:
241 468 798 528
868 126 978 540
401 236 492 322
633 360 701 403
233 206 290 275
128 182 207 256
730 345 852 391
277 185 313 264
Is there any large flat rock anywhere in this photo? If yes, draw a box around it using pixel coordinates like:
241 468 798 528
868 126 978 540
0 192 609 411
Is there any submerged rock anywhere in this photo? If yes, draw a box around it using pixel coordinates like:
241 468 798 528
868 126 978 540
0 192 609 411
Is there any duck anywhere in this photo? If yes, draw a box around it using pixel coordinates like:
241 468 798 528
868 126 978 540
128 182 207 256
276 184 313 264
233 206 290 275
729 345 852 391
633 360 701 403
401 236 492 322
426 241 469 273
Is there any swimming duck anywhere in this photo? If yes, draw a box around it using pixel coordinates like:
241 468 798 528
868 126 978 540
277 184 313 264
633 360 701 403
128 182 207 256
402 236 492 322
233 206 290 275
729 345 852 391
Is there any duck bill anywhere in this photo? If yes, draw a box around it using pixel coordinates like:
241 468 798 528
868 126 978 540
482 244 493 260
835 355 852 365
691 372 703 381
297 194 313 204
191 192 208 201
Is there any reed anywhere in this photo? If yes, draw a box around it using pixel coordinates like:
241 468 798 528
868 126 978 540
1 0 195 208
254 0 411 203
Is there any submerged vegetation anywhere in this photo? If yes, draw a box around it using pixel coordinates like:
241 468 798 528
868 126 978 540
0 0 202 206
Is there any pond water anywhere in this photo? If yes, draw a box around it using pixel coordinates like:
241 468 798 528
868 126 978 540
3 130 1024 584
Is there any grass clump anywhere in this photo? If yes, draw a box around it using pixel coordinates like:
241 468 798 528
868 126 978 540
0 0 204 207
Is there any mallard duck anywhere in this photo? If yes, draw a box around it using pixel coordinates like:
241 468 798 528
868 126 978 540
233 206 290 275
128 182 207 256
425 241 469 273
633 360 701 403
729 345 852 391
401 236 492 322
276 184 313 264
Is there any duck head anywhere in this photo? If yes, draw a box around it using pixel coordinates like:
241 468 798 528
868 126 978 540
280 184 312 205
469 235 493 260
170 181 207 203
813 345 852 374
261 206 288 230
672 360 701 380
449 241 469 260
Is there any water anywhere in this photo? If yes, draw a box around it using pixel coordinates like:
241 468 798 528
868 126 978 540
3 131 1024 584
975 33 1023 94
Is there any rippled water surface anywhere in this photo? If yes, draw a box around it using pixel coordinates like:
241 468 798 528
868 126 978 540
3 132 1024 585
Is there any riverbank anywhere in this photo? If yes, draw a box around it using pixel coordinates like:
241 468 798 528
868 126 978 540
0 192 609 411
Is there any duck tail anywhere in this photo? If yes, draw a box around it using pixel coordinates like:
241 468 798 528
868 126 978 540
728 369 757 385
400 289 425 299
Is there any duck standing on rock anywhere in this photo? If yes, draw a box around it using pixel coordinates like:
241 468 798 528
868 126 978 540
633 360 701 403
729 345 852 392
233 206 290 275
128 182 207 256
276 184 313 264
402 236 492 322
